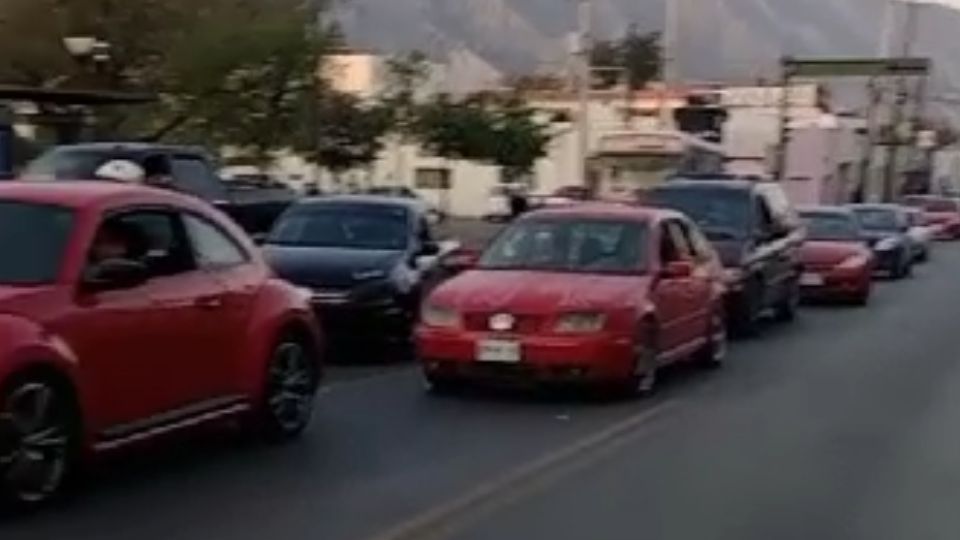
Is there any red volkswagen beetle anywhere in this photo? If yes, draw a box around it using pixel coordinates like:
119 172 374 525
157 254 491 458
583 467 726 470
417 204 727 396
797 206 873 305
0 182 322 506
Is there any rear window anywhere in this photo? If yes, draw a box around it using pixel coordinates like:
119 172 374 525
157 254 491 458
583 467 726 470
648 186 751 240
904 197 957 213
0 201 75 284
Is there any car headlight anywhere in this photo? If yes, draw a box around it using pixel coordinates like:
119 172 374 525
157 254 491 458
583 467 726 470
875 237 900 251
421 304 461 329
837 254 870 270
554 312 607 334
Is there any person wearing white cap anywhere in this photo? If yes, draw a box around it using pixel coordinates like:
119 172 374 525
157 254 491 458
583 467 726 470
93 159 147 184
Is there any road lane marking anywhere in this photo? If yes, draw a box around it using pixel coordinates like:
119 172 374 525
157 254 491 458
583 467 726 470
362 399 680 540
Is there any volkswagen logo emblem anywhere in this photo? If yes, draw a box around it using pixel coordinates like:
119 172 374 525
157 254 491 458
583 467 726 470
489 313 515 332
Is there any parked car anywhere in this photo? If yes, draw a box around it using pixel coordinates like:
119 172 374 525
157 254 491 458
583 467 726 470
646 178 804 335
417 203 727 395
797 207 874 305
22 143 296 235
902 195 960 240
0 181 323 507
848 204 915 279
904 207 934 263
365 185 446 224
264 195 449 356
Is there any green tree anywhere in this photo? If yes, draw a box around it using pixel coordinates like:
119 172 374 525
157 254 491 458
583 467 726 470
298 91 391 178
589 24 661 90
0 0 334 159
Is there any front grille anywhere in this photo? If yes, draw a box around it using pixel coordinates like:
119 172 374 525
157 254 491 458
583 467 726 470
463 313 545 334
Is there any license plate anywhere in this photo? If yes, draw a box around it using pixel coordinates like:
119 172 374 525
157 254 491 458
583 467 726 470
800 273 824 286
476 339 521 363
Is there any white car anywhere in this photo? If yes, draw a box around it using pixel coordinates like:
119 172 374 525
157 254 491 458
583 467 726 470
905 207 934 263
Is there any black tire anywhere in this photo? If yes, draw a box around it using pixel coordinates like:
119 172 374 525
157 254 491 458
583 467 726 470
0 374 79 509
623 321 659 398
730 280 762 337
773 276 800 323
256 335 319 442
696 311 727 369
851 290 871 307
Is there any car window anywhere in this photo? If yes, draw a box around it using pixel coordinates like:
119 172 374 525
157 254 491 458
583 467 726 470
90 210 195 278
676 220 712 262
659 222 690 264
269 204 412 251
170 155 226 200
480 219 648 274
0 201 74 285
800 212 861 241
648 186 750 241
852 208 903 232
183 214 249 269
754 196 775 237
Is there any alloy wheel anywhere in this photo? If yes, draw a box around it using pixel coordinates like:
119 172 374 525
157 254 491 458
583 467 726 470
266 342 316 435
0 381 72 505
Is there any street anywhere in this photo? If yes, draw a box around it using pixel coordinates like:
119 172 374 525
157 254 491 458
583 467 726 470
3 245 960 539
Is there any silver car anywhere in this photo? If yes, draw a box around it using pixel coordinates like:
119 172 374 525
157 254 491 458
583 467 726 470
904 207 934 263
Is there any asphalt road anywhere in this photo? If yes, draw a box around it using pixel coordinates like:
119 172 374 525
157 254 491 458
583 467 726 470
7 246 960 540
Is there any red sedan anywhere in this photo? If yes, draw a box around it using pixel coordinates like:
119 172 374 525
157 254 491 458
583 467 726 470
902 195 960 240
797 207 873 305
417 204 727 396
0 182 322 507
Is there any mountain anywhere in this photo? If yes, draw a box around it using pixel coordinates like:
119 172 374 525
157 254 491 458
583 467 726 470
334 0 960 106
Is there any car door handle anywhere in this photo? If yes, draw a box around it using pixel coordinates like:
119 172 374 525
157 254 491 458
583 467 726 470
195 295 224 309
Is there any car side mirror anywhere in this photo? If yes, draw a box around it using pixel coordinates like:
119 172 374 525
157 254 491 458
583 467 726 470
83 258 149 291
441 247 480 274
419 241 441 257
662 260 694 279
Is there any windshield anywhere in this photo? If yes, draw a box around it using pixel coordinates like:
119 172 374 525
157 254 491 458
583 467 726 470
268 204 410 250
800 212 861 241
648 187 750 240
23 149 116 180
853 208 903 232
0 201 74 285
480 219 647 274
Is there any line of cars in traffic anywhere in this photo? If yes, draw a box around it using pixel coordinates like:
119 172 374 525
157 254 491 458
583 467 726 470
2 163 960 509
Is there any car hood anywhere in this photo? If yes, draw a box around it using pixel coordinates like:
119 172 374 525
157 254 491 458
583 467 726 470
263 246 404 289
429 270 651 313
801 240 866 266
710 239 749 268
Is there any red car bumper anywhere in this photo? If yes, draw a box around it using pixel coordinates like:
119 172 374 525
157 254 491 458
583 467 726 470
800 266 871 301
416 328 636 386
933 221 960 240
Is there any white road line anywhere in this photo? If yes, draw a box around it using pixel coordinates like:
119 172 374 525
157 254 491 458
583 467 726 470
362 399 681 540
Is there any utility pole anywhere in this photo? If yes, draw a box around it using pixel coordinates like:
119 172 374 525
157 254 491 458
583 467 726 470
576 0 592 189
661 0 680 127
884 0 920 201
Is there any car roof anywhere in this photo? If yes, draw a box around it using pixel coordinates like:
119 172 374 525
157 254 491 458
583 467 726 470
0 180 203 210
521 202 681 223
654 178 756 191
293 194 424 214
847 203 903 211
49 142 207 156
797 205 855 216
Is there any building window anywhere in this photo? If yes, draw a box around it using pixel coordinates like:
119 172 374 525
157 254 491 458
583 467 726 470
415 167 451 190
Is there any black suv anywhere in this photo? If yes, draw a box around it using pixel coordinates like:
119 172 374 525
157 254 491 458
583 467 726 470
648 178 804 334
23 143 296 235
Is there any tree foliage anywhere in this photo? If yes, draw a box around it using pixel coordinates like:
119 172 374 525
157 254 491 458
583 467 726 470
0 0 333 159
590 25 661 90
413 94 551 179
298 91 391 175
